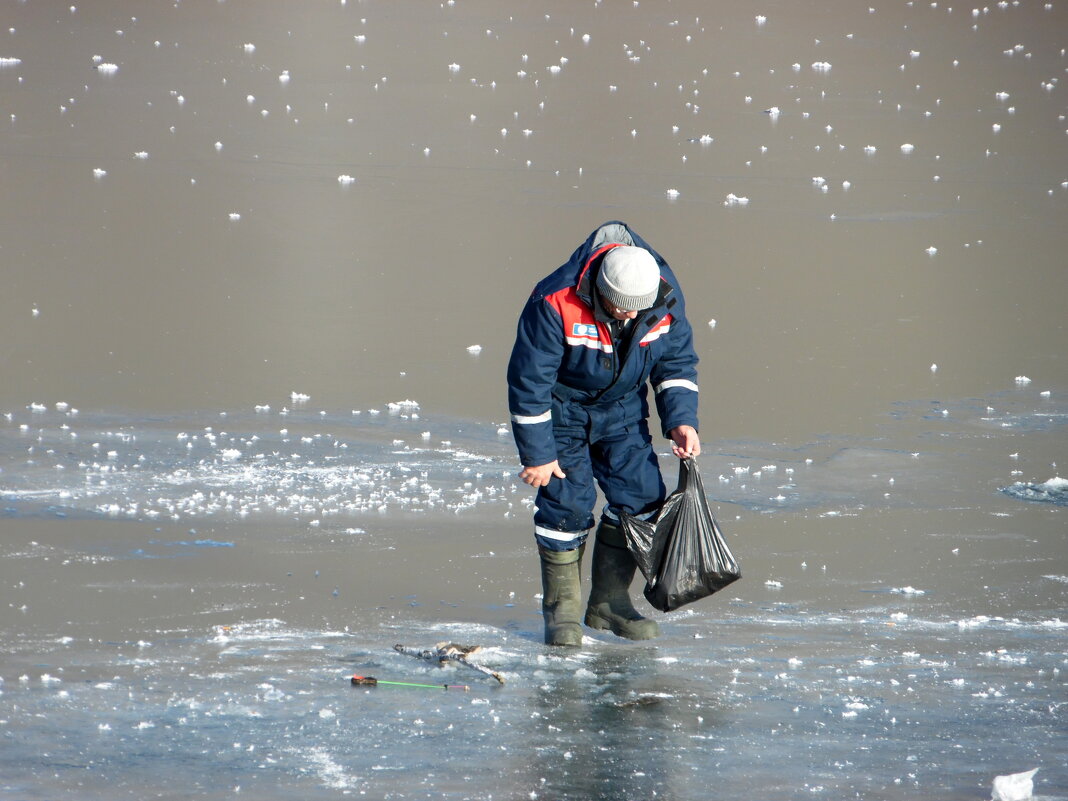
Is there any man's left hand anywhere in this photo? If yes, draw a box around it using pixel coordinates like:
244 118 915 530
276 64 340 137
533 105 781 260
669 425 700 459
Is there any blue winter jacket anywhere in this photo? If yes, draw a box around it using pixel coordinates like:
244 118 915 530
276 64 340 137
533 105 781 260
507 222 700 467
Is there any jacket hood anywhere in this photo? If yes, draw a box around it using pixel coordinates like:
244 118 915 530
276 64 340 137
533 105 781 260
569 221 667 270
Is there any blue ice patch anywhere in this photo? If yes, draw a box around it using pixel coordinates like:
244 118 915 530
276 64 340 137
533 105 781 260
999 478 1068 507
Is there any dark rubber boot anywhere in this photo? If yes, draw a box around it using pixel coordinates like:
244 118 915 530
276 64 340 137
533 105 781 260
538 545 584 647
584 519 659 641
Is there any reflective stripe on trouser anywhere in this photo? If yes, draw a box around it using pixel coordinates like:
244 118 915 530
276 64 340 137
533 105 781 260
533 419 666 552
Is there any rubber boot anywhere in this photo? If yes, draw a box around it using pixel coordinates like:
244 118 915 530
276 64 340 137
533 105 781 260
538 545 584 647
584 519 659 641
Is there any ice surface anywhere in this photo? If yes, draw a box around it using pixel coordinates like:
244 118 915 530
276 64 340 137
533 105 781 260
0 406 516 522
3 599 1065 801
1 0 1066 795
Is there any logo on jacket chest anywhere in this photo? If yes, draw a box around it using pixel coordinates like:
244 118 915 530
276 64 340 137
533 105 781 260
571 322 599 339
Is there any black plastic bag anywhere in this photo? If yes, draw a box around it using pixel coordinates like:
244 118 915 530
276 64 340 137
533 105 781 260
620 457 740 612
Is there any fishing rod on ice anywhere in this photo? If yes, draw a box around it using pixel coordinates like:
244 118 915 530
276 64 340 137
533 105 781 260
351 675 470 692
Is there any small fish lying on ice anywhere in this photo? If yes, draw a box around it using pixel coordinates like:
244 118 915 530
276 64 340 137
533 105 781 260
394 643 504 684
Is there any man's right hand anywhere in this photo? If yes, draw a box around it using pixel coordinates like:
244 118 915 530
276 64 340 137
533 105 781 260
519 460 566 488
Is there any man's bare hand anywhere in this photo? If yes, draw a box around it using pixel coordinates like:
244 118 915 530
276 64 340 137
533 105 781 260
669 425 701 459
519 460 566 488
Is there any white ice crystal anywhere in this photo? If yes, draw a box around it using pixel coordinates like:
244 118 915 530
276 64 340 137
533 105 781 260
991 768 1038 801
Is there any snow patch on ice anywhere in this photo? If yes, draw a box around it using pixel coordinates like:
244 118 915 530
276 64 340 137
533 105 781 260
991 768 1038 801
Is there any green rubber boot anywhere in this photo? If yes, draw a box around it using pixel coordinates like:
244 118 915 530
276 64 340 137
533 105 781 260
538 545 585 647
584 519 659 641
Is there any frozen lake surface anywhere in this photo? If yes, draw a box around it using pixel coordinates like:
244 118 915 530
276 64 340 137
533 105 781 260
2 386 1065 800
1 0 1065 797
1 612 1065 801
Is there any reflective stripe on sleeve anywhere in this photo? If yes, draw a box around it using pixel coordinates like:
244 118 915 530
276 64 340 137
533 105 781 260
511 410 552 425
654 379 699 394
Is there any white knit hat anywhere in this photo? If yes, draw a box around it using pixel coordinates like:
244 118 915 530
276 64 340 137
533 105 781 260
597 246 660 311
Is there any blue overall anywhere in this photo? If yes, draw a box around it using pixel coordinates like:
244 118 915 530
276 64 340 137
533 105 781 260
507 222 700 551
